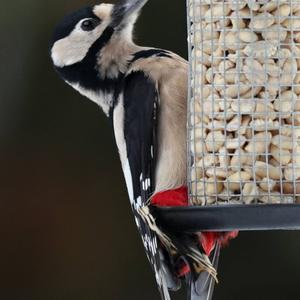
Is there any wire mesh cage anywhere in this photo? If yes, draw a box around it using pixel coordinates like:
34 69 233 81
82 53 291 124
155 0 300 232
188 0 300 206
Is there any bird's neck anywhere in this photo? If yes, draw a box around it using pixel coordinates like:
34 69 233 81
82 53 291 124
97 37 141 79
93 39 143 115
63 38 144 116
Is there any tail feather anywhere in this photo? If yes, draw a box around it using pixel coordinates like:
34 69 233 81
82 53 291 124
160 276 171 300
188 242 220 300
159 249 181 292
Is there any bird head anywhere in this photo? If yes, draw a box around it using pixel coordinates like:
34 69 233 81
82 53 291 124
50 0 148 115
50 0 148 68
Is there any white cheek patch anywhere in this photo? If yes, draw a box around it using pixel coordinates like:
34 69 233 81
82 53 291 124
51 20 108 68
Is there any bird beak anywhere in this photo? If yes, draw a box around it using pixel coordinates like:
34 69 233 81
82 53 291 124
111 0 148 29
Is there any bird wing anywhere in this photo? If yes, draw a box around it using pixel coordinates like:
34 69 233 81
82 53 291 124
115 70 172 300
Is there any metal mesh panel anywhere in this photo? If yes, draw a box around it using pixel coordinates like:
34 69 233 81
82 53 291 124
187 0 300 205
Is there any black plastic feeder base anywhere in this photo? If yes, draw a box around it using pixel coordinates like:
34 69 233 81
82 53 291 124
151 204 300 232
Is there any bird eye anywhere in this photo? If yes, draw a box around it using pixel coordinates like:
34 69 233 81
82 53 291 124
81 18 99 31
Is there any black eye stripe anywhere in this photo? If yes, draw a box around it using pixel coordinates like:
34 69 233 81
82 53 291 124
81 18 100 31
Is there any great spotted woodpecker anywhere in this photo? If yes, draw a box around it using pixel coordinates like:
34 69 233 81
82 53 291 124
50 1 237 299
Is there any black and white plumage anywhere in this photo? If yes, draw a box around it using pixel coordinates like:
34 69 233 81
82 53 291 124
119 70 173 298
50 1 216 299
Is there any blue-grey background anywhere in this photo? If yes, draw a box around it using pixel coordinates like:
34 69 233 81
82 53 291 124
1 0 300 299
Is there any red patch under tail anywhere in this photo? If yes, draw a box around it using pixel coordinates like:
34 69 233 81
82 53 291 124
151 186 238 271
200 231 239 256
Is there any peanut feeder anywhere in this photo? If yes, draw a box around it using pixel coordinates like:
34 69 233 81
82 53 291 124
188 0 300 205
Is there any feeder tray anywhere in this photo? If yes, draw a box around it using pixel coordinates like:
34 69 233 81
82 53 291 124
154 0 300 233
152 204 300 232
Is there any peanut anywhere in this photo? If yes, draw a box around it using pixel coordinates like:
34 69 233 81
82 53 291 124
262 24 287 41
271 135 294 150
205 178 224 195
249 12 275 30
206 168 229 179
255 161 282 180
205 4 231 23
245 132 272 153
284 164 300 181
247 0 260 11
243 41 278 62
205 131 225 152
230 148 248 171
242 182 258 204
228 1 247 11
259 178 277 192
273 90 296 116
270 144 292 165
228 171 251 191
226 136 247 149
273 4 291 24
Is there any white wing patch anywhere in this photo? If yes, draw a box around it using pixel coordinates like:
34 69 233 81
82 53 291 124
136 196 142 207
140 173 151 192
